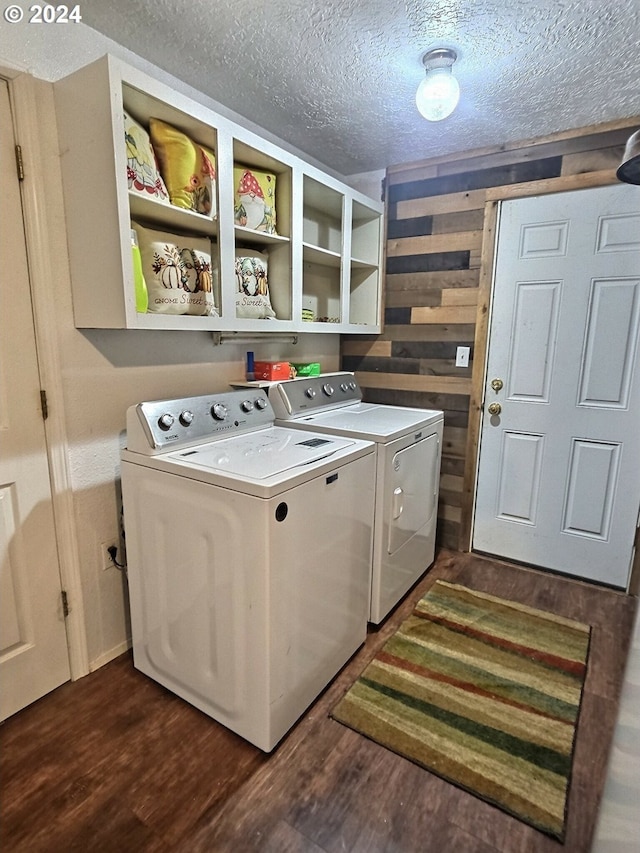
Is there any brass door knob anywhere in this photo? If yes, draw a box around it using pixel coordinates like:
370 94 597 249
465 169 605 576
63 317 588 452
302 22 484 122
490 378 504 392
487 402 502 415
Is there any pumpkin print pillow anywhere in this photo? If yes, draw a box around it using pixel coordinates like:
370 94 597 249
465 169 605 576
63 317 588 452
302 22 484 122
133 222 217 316
235 248 276 319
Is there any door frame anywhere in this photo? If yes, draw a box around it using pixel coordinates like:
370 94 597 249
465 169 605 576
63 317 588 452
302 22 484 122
3 65 89 679
460 173 640 593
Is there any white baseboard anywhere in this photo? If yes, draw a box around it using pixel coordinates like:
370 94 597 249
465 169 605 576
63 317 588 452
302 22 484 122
89 639 132 673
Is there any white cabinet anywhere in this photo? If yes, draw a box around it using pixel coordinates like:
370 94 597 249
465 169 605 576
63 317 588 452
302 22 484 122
54 55 382 333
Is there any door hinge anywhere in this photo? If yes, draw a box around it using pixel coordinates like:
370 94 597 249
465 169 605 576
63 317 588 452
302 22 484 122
15 144 24 181
61 590 69 618
40 389 48 420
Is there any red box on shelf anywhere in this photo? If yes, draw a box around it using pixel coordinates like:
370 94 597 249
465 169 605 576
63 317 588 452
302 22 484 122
253 361 291 381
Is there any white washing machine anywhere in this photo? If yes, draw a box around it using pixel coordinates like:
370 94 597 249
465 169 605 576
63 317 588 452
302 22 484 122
270 373 443 624
120 388 375 752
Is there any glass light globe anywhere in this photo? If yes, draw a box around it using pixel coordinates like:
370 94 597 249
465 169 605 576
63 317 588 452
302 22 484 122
415 67 460 121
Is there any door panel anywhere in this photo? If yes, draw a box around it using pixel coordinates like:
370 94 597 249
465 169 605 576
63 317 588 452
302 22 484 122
508 281 561 401
0 79 70 719
0 485 25 649
387 433 439 556
562 440 619 539
496 432 544 524
579 279 639 407
473 184 640 588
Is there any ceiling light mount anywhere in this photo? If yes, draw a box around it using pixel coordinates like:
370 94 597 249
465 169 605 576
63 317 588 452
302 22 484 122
617 129 640 185
416 47 460 122
422 47 457 71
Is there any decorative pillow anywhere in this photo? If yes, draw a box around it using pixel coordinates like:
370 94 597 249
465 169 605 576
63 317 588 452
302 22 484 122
149 117 217 218
124 111 170 204
133 222 217 316
233 166 277 234
235 249 276 319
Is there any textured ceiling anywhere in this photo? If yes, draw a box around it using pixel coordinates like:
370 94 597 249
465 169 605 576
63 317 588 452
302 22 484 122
81 0 640 176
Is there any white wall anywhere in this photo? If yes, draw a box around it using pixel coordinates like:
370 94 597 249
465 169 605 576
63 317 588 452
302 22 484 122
1 24 341 669
347 170 385 203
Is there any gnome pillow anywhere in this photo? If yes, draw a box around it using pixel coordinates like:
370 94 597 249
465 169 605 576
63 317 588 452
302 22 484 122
233 166 277 234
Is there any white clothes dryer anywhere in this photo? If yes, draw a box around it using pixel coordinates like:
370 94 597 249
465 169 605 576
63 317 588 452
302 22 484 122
270 373 443 624
120 388 375 752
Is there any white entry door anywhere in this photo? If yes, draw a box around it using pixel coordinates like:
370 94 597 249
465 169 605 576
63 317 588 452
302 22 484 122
0 78 70 719
473 184 640 588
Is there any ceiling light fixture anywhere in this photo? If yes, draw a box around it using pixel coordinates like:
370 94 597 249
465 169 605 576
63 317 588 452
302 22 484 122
415 47 460 122
617 129 640 184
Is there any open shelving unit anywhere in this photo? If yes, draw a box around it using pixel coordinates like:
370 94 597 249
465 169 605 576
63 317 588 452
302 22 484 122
54 54 383 334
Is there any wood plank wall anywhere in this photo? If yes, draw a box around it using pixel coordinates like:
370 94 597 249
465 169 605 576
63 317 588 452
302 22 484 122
341 117 640 551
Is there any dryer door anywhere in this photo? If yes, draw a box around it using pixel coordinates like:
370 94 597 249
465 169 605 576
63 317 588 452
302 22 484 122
387 433 440 556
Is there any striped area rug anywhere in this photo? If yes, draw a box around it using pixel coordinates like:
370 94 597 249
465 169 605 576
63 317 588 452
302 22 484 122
331 580 591 840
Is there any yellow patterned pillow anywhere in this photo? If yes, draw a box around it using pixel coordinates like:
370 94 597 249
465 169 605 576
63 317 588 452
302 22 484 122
149 118 217 218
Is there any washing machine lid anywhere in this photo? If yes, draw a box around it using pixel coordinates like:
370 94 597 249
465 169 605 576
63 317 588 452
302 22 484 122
279 403 443 442
162 426 361 481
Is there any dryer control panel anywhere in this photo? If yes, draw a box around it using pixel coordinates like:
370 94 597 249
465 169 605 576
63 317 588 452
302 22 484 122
126 390 274 454
270 372 361 418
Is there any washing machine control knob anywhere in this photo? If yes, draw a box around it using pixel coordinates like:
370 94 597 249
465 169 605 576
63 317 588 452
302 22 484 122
305 388 317 399
322 383 334 396
349 381 357 391
340 383 349 392
179 410 194 426
211 403 228 421
241 400 254 413
255 397 268 410
158 413 175 430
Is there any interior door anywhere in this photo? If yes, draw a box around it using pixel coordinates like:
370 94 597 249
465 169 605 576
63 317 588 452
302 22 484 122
473 184 640 588
0 78 70 719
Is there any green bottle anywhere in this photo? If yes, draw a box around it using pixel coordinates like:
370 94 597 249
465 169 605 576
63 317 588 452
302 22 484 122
130 228 148 313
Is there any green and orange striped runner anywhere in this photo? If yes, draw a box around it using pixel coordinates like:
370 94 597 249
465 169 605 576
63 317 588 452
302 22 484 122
331 580 591 840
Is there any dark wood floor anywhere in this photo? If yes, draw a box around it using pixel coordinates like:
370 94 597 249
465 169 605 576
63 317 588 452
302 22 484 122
1 550 636 853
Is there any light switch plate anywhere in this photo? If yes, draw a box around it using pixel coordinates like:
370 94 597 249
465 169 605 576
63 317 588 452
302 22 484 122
456 346 470 368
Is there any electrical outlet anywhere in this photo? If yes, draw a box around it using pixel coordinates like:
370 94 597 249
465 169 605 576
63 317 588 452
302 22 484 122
455 346 470 368
101 541 119 571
